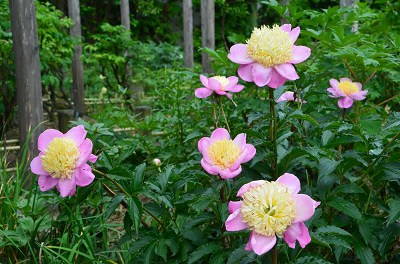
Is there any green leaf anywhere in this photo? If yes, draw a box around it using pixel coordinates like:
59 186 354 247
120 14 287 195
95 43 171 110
127 197 143 233
289 110 320 126
184 131 202 143
328 197 362 221
108 166 133 180
315 226 353 237
158 165 174 192
227 247 253 264
293 255 334 264
387 199 400 225
104 195 124 220
332 183 365 195
188 243 222 264
354 241 375 264
118 144 136 163
155 240 168 261
132 163 146 191
378 223 400 256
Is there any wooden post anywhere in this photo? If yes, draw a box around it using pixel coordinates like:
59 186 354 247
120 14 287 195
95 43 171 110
280 0 290 24
68 0 85 117
183 0 194 68
201 0 214 74
120 0 142 104
9 0 44 171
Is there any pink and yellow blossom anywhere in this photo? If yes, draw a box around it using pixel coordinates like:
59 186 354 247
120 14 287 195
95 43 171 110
195 75 244 99
276 91 307 103
327 78 367 108
225 173 320 255
30 125 98 197
198 128 256 179
228 24 311 88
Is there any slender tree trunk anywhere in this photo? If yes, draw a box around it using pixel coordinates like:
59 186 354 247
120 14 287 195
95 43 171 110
201 0 215 74
9 0 44 179
280 0 290 24
68 0 85 117
340 0 358 32
183 0 194 68
121 0 142 104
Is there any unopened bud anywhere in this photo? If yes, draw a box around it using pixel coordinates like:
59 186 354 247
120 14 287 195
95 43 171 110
152 158 161 167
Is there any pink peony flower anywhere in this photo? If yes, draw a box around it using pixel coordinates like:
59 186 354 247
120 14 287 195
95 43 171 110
195 75 244 99
198 128 256 179
228 24 311 88
327 78 367 108
30 125 98 197
276 91 307 103
225 173 320 255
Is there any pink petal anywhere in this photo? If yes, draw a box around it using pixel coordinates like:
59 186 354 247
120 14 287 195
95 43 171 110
38 175 58 191
283 222 311 248
267 68 287 88
30 156 47 175
237 180 265 197
349 91 367 100
197 137 209 154
75 164 95 187
338 97 354 108
238 64 254 82
276 91 295 102
195 88 213 98
229 85 244 93
245 233 253 251
76 139 94 167
289 26 300 43
215 90 228 96
200 75 209 87
88 154 98 163
280 24 292 32
293 194 316 222
250 232 277 255
252 63 272 87
65 125 87 146
219 166 242 179
224 76 239 91
38 129 63 152
228 201 242 214
233 133 246 150
57 178 76 197
200 158 218 175
290 46 311 64
225 93 233 99
274 63 299 81
327 87 341 98
225 209 249 231
355 82 362 90
228 44 254 64
276 173 301 194
208 78 221 91
329 79 339 89
340 77 352 83
241 144 256 163
210 128 230 141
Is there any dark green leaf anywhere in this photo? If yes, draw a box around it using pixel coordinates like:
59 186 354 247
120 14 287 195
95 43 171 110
328 197 362 221
104 195 124 220
188 243 222 264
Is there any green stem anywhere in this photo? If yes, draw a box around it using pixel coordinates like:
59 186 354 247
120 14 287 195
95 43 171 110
219 97 231 133
269 88 278 178
212 96 219 128
93 168 164 228
271 245 278 264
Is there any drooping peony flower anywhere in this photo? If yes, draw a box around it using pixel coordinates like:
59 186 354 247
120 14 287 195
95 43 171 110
225 173 320 255
327 78 367 109
195 75 244 99
30 125 98 197
276 91 307 103
198 128 256 179
228 24 311 89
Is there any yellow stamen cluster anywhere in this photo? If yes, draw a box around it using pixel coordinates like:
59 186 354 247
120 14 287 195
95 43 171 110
241 182 296 237
247 25 293 68
207 139 241 169
211 76 230 91
338 81 359 96
41 137 80 179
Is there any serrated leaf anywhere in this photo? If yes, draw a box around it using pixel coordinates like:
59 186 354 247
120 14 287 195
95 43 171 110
132 163 146 191
328 197 362 221
108 166 133 180
155 240 167 261
127 197 143 233
332 183 365 195
118 144 136 163
289 111 319 126
387 199 400 225
104 195 124 220
293 255 333 264
188 243 222 264
184 131 202 143
227 247 249 264
354 241 375 264
378 223 400 256
315 226 352 237
158 165 174 192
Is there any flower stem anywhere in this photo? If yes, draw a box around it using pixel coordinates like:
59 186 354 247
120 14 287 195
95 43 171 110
93 168 164 228
212 96 219 128
271 245 278 264
269 88 278 178
219 97 231 133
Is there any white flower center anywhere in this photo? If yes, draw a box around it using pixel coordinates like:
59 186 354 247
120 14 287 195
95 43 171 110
338 81 359 96
207 139 241 169
241 182 296 237
41 137 80 179
246 25 293 68
211 76 230 91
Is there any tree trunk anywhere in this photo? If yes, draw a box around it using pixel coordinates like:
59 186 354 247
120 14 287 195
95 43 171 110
280 0 290 24
68 0 85 117
340 0 358 32
9 0 44 180
121 0 142 104
183 0 194 68
201 0 214 74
